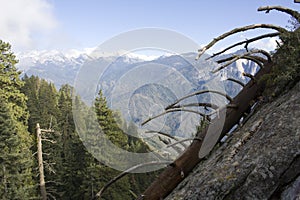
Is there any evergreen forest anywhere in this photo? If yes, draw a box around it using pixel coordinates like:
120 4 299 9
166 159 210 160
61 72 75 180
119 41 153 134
0 40 158 199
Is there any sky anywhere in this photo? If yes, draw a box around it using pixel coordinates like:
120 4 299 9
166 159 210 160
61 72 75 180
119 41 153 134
0 0 299 54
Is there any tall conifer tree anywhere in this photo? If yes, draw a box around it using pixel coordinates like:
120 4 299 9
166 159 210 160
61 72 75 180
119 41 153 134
0 40 36 198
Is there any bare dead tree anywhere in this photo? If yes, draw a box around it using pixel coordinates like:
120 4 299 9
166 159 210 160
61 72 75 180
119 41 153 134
36 123 47 200
139 6 300 200
92 6 300 200
36 123 55 200
141 59 274 200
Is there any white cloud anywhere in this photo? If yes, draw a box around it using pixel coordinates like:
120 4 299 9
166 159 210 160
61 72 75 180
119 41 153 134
0 0 57 51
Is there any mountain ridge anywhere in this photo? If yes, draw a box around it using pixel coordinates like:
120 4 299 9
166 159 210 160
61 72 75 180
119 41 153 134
15 49 259 138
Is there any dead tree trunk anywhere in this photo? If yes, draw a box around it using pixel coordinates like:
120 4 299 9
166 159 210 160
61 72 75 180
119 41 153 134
36 123 47 200
91 6 299 200
140 61 273 200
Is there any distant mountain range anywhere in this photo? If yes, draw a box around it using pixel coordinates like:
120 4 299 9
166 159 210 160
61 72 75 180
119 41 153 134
16 49 259 137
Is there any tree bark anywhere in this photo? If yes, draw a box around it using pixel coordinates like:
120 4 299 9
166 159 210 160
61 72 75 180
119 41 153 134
140 60 273 200
36 123 47 200
166 81 300 200
258 6 300 22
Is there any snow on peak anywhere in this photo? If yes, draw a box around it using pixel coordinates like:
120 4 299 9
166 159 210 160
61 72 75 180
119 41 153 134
63 47 96 59
125 52 160 61
15 47 177 67
235 59 245 74
15 47 175 72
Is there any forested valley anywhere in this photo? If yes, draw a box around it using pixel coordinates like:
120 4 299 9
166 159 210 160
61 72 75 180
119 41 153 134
1 4 300 200
0 40 158 199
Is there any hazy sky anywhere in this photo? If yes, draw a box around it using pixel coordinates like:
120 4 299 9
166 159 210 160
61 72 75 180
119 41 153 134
0 0 299 53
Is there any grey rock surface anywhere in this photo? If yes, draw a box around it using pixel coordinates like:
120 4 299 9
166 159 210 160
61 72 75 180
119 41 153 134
166 81 300 200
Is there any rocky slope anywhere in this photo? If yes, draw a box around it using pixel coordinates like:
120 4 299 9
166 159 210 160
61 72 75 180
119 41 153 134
166 80 300 200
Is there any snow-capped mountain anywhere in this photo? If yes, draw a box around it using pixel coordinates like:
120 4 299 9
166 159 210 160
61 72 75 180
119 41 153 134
15 48 259 94
15 48 258 137
16 48 159 87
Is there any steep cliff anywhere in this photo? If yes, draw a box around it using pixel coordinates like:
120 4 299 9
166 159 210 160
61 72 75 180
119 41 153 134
166 81 300 199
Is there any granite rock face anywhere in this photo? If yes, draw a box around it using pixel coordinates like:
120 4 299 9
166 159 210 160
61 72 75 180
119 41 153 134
166 81 300 200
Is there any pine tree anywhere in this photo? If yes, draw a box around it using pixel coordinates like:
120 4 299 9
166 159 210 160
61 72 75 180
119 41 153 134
56 84 89 199
0 40 36 198
21 75 62 198
94 90 128 148
38 80 59 129
21 75 40 133
20 75 157 199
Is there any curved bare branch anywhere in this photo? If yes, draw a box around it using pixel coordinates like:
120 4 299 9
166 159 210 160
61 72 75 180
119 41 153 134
167 102 219 110
214 55 265 73
145 130 179 141
196 24 287 60
227 78 245 87
258 6 300 22
95 161 172 199
157 136 184 154
207 32 279 60
145 131 189 149
215 54 266 64
141 108 209 126
165 90 233 111
166 137 202 148
243 56 265 69
242 72 256 81
247 54 268 63
212 50 270 73
146 130 188 149
218 49 271 63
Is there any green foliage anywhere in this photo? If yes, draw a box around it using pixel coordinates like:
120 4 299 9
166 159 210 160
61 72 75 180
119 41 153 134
21 75 59 133
75 90 158 199
0 41 29 126
21 75 40 133
94 90 128 148
21 77 156 199
55 85 89 199
196 116 209 133
0 40 36 198
0 98 36 199
263 23 300 97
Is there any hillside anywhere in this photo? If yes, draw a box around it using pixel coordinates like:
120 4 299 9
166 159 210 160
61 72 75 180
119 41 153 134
166 80 300 199
138 6 300 200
